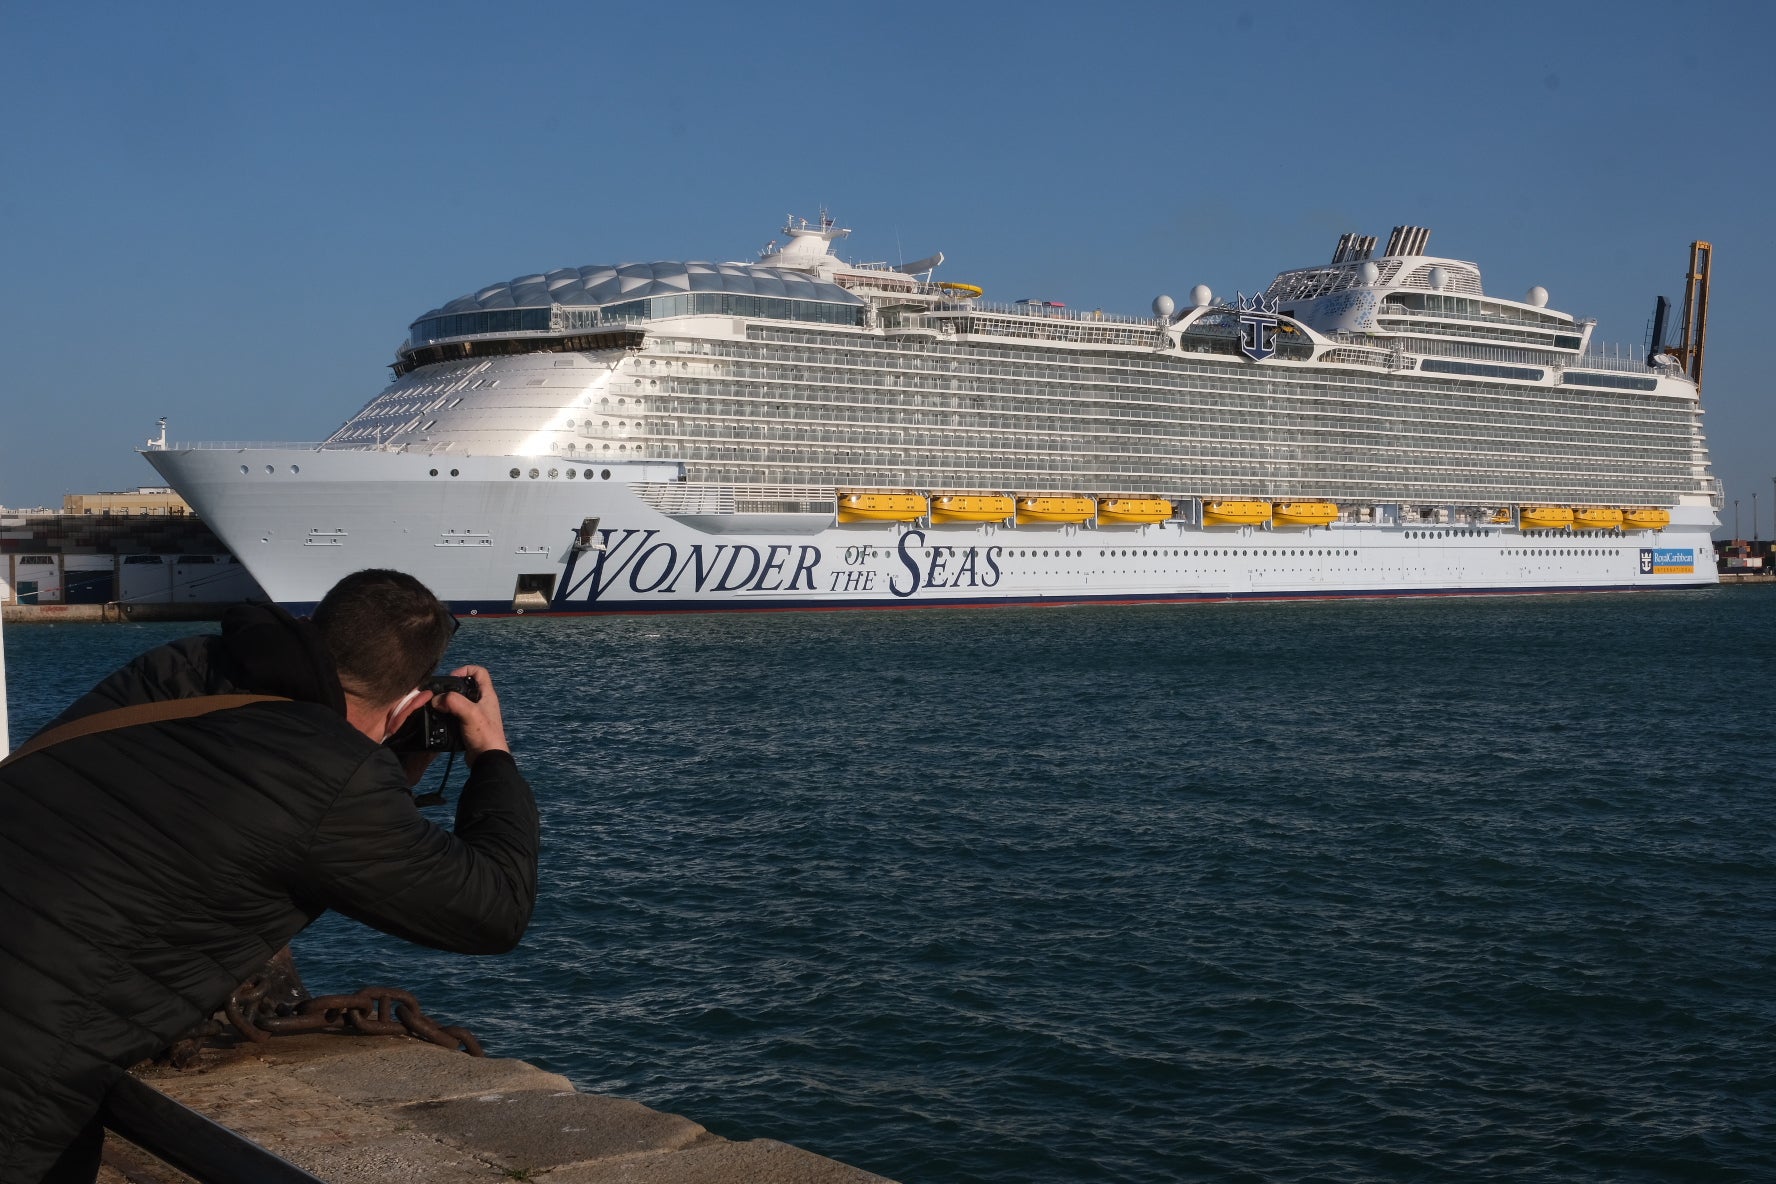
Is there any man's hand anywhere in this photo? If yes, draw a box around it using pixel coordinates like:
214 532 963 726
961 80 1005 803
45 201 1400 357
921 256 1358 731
436 665 510 763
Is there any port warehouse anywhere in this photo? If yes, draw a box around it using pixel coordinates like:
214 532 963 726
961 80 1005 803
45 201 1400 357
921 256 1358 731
1 488 263 607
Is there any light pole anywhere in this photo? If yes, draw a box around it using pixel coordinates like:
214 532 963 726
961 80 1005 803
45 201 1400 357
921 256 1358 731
1734 498 1740 540
1757 492 1762 543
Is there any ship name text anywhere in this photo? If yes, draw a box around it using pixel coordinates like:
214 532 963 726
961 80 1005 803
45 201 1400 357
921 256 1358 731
557 527 1004 603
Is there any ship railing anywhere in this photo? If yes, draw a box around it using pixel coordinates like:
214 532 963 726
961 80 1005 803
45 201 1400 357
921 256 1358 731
935 300 1159 327
1565 346 1664 375
1325 335 1416 370
159 441 330 451
1377 303 1578 331
634 482 836 516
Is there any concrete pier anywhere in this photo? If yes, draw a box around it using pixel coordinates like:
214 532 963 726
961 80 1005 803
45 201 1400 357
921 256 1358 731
102 1036 894 1183
2 602 233 623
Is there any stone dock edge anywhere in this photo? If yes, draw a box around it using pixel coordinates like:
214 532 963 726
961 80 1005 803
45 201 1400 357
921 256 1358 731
103 1035 897 1184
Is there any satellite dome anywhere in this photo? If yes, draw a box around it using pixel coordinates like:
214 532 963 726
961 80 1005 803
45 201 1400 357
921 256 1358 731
1428 266 1448 291
1526 285 1549 307
1189 284 1213 308
1358 261 1380 284
1152 294 1175 319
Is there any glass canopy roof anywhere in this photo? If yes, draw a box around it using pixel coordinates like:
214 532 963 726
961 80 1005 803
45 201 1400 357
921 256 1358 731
421 260 864 319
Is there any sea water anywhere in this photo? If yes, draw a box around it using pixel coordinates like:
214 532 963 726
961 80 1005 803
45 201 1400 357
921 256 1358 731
6 589 1773 1183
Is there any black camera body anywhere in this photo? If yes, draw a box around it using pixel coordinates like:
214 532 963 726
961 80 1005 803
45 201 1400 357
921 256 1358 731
386 674 480 753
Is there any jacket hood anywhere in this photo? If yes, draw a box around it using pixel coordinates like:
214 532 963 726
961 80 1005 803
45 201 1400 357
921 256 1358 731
219 603 347 717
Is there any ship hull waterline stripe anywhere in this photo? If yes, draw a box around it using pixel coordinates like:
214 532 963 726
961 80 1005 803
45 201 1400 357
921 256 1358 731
277 581 1717 619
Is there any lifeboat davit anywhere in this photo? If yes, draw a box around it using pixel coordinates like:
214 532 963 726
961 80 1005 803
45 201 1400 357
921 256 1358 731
1572 507 1624 531
837 491 928 524
1203 500 1273 526
1517 506 1574 532
1489 508 1512 524
929 493 1014 523
1623 508 1671 531
1096 497 1174 524
1272 501 1339 527
1015 495 1096 524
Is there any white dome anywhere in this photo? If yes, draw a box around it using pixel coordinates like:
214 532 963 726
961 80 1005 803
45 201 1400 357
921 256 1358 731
1189 284 1213 308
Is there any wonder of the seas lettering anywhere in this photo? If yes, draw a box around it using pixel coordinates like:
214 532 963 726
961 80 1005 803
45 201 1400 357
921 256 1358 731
556 527 1004 603
888 530 1003 599
558 529 822 602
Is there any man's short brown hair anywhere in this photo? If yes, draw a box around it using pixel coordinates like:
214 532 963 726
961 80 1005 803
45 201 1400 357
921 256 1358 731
312 570 456 704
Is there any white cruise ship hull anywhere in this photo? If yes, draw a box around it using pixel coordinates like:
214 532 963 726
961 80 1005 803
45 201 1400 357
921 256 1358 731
146 448 1718 615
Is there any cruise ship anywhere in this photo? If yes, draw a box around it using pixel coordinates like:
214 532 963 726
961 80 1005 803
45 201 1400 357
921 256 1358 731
144 218 1720 614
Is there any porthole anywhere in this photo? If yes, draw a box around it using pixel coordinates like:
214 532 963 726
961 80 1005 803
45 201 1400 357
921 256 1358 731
429 468 439 477
290 465 301 475
264 464 275 475
548 468 559 479
567 469 577 479
510 468 520 479
450 468 459 477
601 469 612 480
528 468 539 479
240 465 250 474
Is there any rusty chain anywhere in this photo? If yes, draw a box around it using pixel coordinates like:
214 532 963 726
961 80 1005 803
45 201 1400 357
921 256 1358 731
228 986 484 1057
162 948 484 1067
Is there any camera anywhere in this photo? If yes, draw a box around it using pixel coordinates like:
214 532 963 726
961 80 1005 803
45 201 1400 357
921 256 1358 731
386 674 480 753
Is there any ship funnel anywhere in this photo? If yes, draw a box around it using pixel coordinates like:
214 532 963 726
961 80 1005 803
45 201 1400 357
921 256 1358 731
1331 233 1377 264
1384 225 1431 257
1646 294 1671 365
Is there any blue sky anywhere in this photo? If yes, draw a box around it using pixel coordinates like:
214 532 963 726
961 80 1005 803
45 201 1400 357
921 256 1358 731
3 2 1772 534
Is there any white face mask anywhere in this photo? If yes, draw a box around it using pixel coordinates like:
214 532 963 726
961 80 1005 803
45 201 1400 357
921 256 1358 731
384 687 430 741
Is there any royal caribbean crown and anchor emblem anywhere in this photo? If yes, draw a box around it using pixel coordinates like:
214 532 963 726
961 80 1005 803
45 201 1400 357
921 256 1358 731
1237 292 1280 361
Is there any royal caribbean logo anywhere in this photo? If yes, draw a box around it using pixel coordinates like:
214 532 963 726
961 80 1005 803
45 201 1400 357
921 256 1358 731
1639 547 1694 575
1237 292 1280 361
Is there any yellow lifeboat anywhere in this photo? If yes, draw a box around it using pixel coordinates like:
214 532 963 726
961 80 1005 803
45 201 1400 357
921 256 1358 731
1272 501 1339 527
1096 497 1174 524
1572 507 1625 531
1015 495 1096 524
1203 500 1273 526
929 493 1014 523
837 491 928 524
1623 507 1671 531
936 281 984 299
1517 506 1574 532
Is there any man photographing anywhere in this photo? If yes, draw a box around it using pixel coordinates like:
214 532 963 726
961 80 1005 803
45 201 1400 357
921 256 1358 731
0 569 539 1183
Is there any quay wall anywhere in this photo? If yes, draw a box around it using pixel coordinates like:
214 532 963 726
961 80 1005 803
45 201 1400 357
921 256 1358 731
104 1035 894 1184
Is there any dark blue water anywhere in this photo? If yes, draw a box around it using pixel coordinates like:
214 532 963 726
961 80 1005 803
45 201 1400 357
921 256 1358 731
7 590 1774 1182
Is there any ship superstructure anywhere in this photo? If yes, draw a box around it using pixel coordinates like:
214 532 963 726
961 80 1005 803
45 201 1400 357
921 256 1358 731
144 217 1719 613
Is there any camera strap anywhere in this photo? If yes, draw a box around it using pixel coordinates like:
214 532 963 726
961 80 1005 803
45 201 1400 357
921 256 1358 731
0 694 291 771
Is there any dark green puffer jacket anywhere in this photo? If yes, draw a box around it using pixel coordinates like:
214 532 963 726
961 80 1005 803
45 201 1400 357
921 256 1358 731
0 606 538 1181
